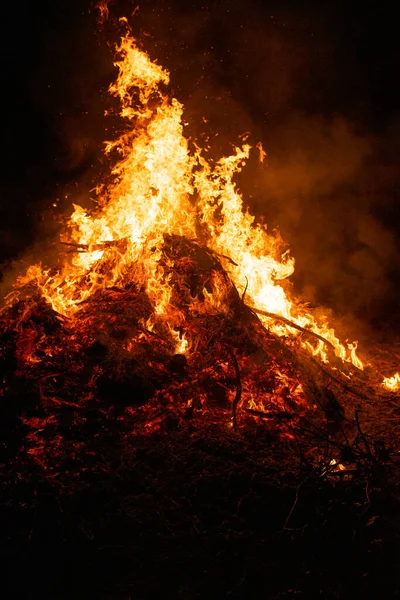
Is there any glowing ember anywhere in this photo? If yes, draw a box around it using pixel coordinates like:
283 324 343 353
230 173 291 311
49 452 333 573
5 32 367 375
329 459 347 472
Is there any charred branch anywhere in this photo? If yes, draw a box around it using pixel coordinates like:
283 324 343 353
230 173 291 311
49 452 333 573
248 305 338 354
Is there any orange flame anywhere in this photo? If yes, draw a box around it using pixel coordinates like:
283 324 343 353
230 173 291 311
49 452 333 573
383 372 400 392
10 34 365 370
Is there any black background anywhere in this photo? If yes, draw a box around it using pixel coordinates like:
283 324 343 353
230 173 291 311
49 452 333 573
1 0 400 337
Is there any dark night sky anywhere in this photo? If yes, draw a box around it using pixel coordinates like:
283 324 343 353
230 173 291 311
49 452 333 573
1 0 400 336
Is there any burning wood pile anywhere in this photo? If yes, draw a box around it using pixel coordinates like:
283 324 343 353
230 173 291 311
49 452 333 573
1 28 398 471
3 17 400 600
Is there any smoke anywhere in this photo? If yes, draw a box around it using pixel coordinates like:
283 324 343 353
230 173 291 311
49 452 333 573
0 0 113 276
128 0 400 334
244 113 400 330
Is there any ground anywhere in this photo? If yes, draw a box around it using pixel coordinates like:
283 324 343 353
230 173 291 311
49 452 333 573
1 408 399 600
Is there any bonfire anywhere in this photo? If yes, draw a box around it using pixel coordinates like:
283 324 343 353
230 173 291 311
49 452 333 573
1 21 399 475
3 13 400 599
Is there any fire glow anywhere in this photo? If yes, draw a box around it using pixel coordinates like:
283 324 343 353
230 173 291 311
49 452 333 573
3 29 399 394
382 372 400 392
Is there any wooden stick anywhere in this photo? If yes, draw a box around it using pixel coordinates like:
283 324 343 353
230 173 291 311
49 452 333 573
247 305 337 353
244 407 292 420
355 409 375 461
308 356 372 402
229 350 242 430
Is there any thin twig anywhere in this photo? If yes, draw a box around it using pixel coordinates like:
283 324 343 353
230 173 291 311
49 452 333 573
308 356 372 402
45 396 81 408
59 242 88 250
283 477 308 530
137 327 166 343
355 410 374 462
244 408 293 420
229 350 242 430
59 239 127 253
214 252 238 266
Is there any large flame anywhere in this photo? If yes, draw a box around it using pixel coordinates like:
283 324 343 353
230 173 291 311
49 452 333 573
9 34 367 369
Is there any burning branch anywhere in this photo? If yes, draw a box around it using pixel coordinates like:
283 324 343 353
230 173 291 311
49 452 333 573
248 306 338 354
59 239 128 253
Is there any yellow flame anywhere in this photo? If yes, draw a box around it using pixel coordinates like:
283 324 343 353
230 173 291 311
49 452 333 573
10 34 364 369
329 459 346 471
171 329 189 355
383 372 400 391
